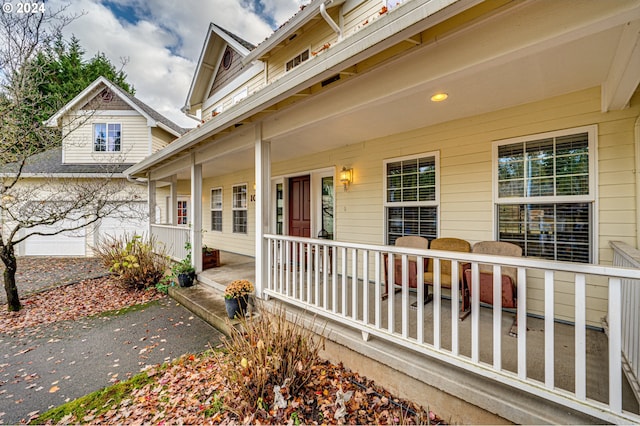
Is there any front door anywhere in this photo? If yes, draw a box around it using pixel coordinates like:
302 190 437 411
289 175 311 237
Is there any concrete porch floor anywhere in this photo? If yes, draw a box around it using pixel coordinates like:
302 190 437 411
178 251 639 423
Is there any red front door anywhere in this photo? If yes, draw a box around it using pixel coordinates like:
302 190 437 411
289 175 311 237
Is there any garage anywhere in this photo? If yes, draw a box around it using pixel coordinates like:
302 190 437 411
23 220 86 256
96 202 149 243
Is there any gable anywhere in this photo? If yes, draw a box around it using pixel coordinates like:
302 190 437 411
208 46 245 98
81 88 135 111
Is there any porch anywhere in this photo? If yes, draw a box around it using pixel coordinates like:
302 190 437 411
183 239 640 424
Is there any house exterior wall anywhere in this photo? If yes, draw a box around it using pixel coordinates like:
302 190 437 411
151 127 175 153
202 168 255 256
62 113 151 164
193 86 639 326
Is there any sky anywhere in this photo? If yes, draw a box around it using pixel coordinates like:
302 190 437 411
45 0 305 128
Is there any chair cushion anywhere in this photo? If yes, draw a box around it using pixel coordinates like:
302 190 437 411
427 238 471 276
423 271 454 288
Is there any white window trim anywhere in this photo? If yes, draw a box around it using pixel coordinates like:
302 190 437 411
382 151 440 244
383 151 440 207
492 125 599 263
285 47 311 73
210 187 223 232
93 122 122 153
232 183 248 234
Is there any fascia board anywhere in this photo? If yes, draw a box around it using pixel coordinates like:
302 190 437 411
1 173 127 178
126 0 473 178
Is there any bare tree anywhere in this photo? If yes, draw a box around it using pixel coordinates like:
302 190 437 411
0 6 137 311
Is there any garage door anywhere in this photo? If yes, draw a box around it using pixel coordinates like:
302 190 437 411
23 220 86 256
97 203 148 242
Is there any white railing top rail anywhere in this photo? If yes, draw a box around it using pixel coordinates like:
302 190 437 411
610 241 640 268
266 234 640 280
151 223 189 230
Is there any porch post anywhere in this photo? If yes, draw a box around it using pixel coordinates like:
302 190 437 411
147 178 156 235
255 123 270 298
170 175 178 226
190 155 203 273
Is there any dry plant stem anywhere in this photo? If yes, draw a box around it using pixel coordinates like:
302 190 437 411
221 302 326 416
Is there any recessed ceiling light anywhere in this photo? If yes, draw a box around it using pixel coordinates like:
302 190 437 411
430 93 448 102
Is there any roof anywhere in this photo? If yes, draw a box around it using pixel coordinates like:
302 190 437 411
213 24 255 51
4 147 134 175
45 76 189 137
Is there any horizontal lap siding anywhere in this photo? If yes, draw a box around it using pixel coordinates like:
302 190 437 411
63 115 150 163
201 169 255 257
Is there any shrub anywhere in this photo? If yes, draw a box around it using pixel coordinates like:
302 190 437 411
94 233 170 291
220 303 325 417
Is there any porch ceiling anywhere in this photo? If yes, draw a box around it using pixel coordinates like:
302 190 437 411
180 0 639 180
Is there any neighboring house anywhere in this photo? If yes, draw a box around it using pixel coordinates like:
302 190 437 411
10 76 186 256
125 0 640 423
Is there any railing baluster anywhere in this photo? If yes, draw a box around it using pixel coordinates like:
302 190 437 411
341 247 347 316
402 254 409 339
493 264 502 371
322 245 329 310
434 258 441 350
332 246 338 313
362 250 369 325
307 243 312 303
388 252 395 334
299 242 304 301
285 241 291 296
279 240 284 294
375 251 381 329
471 262 480 363
450 258 459 355
575 273 586 401
517 267 527 380
314 244 320 306
545 270 555 390
609 277 622 413
352 248 358 321
417 255 425 346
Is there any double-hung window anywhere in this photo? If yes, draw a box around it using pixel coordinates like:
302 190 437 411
177 200 188 225
384 152 439 245
211 188 222 232
494 126 595 263
94 123 121 152
232 184 247 234
286 49 309 72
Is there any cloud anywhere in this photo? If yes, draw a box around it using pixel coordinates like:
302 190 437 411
45 0 304 128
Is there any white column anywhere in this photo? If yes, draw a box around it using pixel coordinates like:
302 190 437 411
170 175 178 226
190 155 203 273
255 123 270 298
147 179 156 236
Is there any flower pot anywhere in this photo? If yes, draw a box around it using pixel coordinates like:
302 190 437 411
178 272 195 287
225 296 248 319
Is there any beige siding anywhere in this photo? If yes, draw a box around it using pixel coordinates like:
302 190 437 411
202 73 266 121
201 169 255 257
151 128 175 153
266 87 639 325
63 114 151 164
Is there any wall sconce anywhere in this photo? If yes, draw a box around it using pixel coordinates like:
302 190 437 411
339 167 353 191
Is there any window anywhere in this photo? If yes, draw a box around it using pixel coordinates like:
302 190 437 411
495 127 595 263
177 200 188 225
321 176 334 239
286 49 310 72
275 183 284 235
222 48 233 70
94 123 121 152
232 184 247 234
211 188 222 232
384 152 439 245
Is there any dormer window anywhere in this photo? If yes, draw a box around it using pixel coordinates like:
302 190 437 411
94 123 121 152
286 49 310 72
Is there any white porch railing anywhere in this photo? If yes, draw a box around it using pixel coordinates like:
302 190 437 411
151 224 189 260
264 234 640 424
610 241 640 405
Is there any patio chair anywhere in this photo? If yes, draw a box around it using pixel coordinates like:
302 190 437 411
382 236 429 299
422 237 471 314
463 241 522 336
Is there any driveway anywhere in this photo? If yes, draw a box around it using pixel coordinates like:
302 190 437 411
0 298 222 424
0 257 223 424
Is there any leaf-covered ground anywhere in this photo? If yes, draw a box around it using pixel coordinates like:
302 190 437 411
1 277 444 425
0 277 164 337
41 351 442 425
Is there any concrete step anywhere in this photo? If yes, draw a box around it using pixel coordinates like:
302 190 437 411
168 283 239 336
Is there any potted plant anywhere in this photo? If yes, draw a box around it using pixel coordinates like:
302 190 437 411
202 245 220 269
224 279 254 319
173 242 196 287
